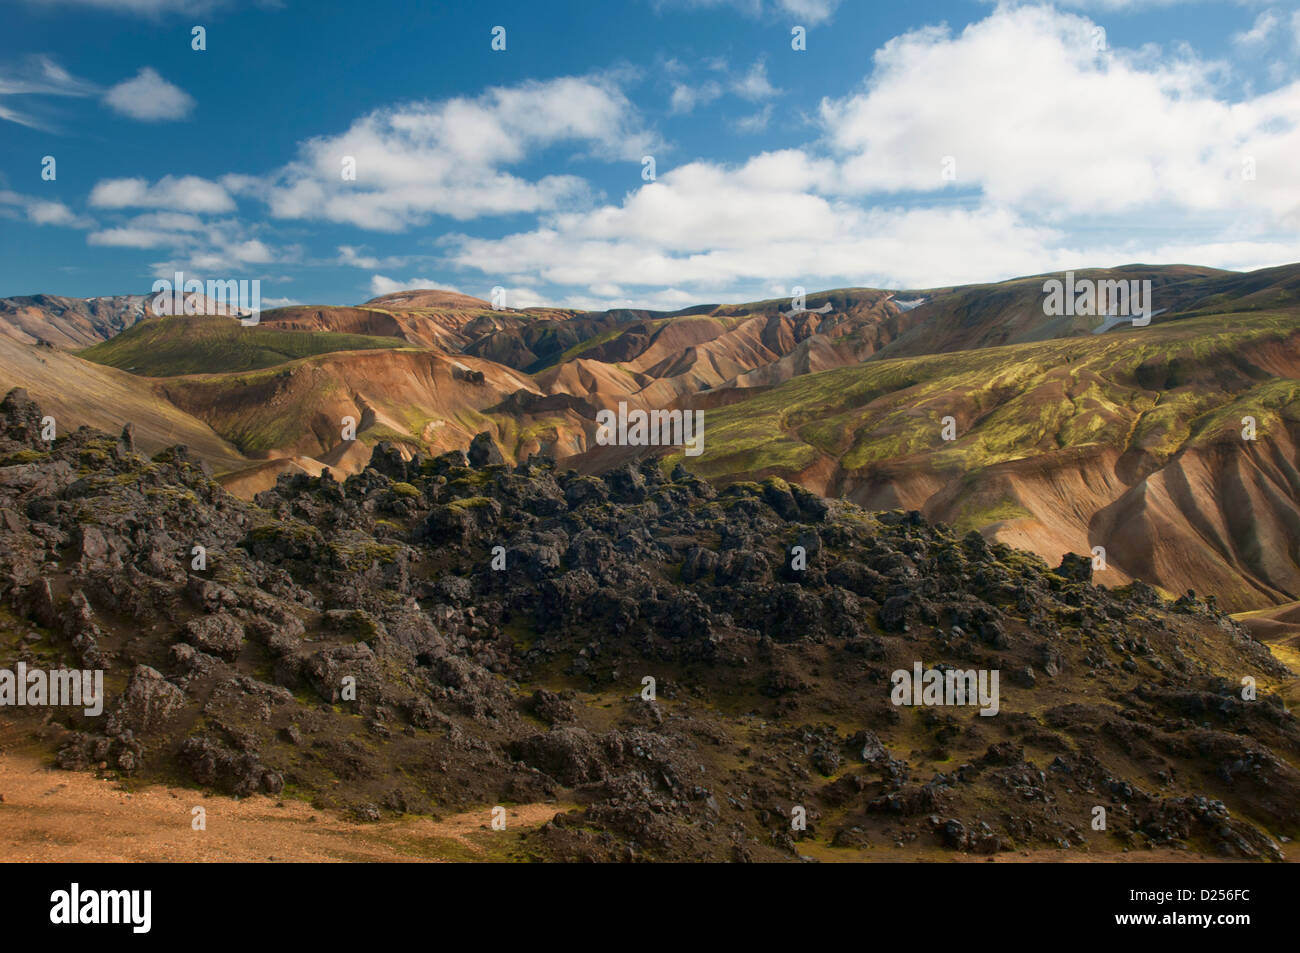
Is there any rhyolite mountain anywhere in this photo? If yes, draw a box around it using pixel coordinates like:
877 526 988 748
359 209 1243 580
3 261 1299 615
0 389 1296 861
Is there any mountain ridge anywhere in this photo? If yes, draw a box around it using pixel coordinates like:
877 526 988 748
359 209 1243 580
4 261 1299 611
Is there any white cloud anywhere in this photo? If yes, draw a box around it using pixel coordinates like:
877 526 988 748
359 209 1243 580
22 0 226 14
87 211 215 248
26 200 82 226
731 59 779 101
88 175 234 213
503 287 558 309
656 0 840 26
776 0 839 25
336 246 423 271
0 190 94 227
1233 10 1281 47
670 80 722 114
1004 0 1258 9
367 275 464 297
338 246 382 269
262 75 659 231
819 5 1300 222
88 226 178 248
446 188 1068 296
440 148 1073 297
733 104 774 133
86 203 286 278
103 68 194 121
668 57 778 115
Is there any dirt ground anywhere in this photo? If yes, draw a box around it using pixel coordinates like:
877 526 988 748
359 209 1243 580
0 749 562 863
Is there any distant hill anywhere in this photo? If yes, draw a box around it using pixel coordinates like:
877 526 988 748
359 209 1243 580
80 314 410 377
361 289 492 310
0 293 152 348
0 292 264 349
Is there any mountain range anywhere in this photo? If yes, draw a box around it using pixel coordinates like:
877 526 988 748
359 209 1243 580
3 262 1299 623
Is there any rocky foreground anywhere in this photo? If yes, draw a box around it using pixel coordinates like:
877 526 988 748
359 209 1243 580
0 387 1296 862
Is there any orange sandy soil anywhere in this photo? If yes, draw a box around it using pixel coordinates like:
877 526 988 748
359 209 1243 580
0 749 563 863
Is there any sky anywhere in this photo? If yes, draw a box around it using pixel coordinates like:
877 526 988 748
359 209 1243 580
1 0 1299 311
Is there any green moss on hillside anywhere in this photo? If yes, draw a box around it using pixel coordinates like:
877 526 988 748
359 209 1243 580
80 314 408 377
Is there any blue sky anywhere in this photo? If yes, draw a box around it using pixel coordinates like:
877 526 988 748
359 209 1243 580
1 0 1298 310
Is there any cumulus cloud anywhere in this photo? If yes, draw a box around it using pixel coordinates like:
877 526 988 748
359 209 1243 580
103 68 194 120
440 148 1072 295
148 239 286 276
819 5 1300 223
88 175 234 213
445 183 1068 295
261 75 660 230
0 190 94 228
367 274 464 297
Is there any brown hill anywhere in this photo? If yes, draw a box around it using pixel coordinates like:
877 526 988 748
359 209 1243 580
362 289 491 310
0 334 250 470
263 297 586 354
152 346 540 473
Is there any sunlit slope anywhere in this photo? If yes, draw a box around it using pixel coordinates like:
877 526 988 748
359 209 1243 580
673 311 1300 611
79 314 409 376
0 335 250 471
153 346 541 463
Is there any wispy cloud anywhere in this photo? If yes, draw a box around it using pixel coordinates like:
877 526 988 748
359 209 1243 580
0 55 97 130
1233 10 1281 48
22 0 230 15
